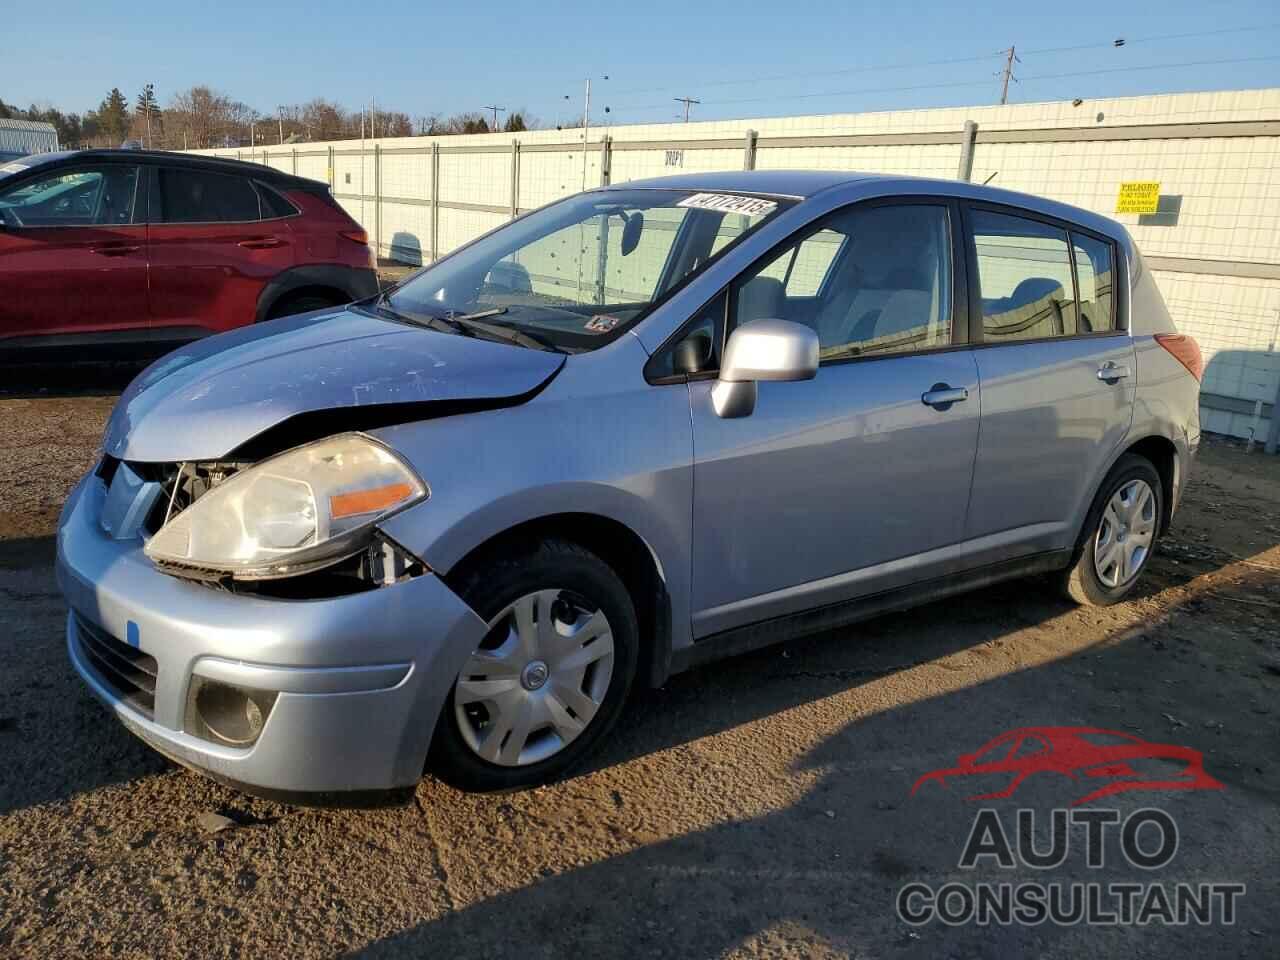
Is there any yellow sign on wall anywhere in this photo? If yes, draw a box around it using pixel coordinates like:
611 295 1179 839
1116 181 1161 215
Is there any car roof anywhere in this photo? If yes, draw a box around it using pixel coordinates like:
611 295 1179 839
614 169 872 199
607 170 1127 241
7 148 327 191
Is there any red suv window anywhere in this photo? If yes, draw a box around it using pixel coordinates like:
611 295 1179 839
153 168 261 223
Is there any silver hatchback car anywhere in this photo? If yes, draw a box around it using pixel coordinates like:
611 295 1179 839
57 171 1202 800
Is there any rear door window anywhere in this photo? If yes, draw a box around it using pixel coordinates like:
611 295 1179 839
153 168 263 223
971 209 1080 341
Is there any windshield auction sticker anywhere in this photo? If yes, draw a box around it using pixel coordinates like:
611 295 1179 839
677 193 778 217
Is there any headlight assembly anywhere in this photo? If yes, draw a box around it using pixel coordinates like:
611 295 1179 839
145 433 427 580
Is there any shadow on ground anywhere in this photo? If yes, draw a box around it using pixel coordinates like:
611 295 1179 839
356 558 1280 959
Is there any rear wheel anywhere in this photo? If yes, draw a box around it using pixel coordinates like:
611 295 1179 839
430 540 638 792
265 292 344 320
1059 454 1163 606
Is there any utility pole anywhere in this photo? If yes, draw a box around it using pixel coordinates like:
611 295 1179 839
674 96 700 122
145 84 153 148
582 78 591 190
999 46 1020 105
278 107 285 144
483 104 505 132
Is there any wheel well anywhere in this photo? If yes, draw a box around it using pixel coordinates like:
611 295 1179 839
442 514 672 688
1123 435 1177 535
266 285 349 319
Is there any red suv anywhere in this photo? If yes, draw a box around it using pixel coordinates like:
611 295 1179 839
0 150 378 353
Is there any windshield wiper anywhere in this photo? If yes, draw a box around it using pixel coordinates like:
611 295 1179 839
372 292 473 336
374 297 561 352
449 311 563 353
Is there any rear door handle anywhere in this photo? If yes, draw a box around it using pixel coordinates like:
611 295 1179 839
90 244 141 257
238 237 285 249
921 383 969 410
1097 361 1131 382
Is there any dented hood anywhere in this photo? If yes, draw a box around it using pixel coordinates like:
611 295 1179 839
103 307 564 462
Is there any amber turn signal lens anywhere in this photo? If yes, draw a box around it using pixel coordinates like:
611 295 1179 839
329 482 414 519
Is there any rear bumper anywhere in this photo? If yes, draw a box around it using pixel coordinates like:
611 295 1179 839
56 475 488 798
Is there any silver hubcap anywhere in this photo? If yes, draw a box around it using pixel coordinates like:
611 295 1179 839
454 589 615 767
1094 478 1156 588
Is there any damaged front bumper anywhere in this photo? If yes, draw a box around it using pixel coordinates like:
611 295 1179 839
56 474 487 800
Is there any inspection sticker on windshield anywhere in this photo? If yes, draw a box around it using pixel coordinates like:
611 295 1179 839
584 314 622 334
677 193 777 217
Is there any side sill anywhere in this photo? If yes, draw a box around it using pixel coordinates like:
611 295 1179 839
670 550 1071 674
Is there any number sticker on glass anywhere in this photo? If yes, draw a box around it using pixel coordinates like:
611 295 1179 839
677 193 778 217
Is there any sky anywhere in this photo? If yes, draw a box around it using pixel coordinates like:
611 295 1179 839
5 0 1280 126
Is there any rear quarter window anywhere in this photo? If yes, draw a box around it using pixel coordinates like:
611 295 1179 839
255 181 299 219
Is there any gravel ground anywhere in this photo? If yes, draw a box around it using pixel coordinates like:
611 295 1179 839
0 372 1277 959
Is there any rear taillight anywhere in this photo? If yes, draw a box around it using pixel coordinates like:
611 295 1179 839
340 229 369 246
1154 333 1203 382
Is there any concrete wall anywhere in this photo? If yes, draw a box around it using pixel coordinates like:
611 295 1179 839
196 87 1280 441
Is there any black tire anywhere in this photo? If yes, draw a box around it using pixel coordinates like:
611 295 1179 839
265 293 343 321
1059 453 1163 606
430 539 639 792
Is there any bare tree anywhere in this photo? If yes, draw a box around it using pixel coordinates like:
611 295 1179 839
168 86 255 148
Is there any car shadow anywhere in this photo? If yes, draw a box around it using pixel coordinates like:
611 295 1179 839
0 359 147 399
1199 348 1279 445
352 557 1280 959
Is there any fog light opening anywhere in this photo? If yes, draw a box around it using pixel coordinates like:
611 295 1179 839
189 678 278 746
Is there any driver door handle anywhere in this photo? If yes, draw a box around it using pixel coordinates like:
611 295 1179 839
1097 361 1131 382
921 384 969 410
90 243 141 257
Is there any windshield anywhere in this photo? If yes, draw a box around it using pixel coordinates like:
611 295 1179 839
379 188 790 352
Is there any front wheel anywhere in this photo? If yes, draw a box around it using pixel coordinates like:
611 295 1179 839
430 540 639 792
1059 454 1163 606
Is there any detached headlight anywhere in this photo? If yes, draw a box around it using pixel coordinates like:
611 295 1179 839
145 433 427 580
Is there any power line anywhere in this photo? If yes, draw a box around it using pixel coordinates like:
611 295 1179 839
482 104 505 131
1020 22 1280 57
607 50 1006 99
1020 53 1280 84
599 21 1280 108
604 52 1280 119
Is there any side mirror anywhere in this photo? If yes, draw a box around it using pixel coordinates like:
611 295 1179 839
711 318 819 419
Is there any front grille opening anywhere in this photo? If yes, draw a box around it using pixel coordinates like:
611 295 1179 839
74 615 158 719
95 454 121 486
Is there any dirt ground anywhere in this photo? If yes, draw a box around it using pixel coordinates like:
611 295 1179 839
0 368 1277 959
